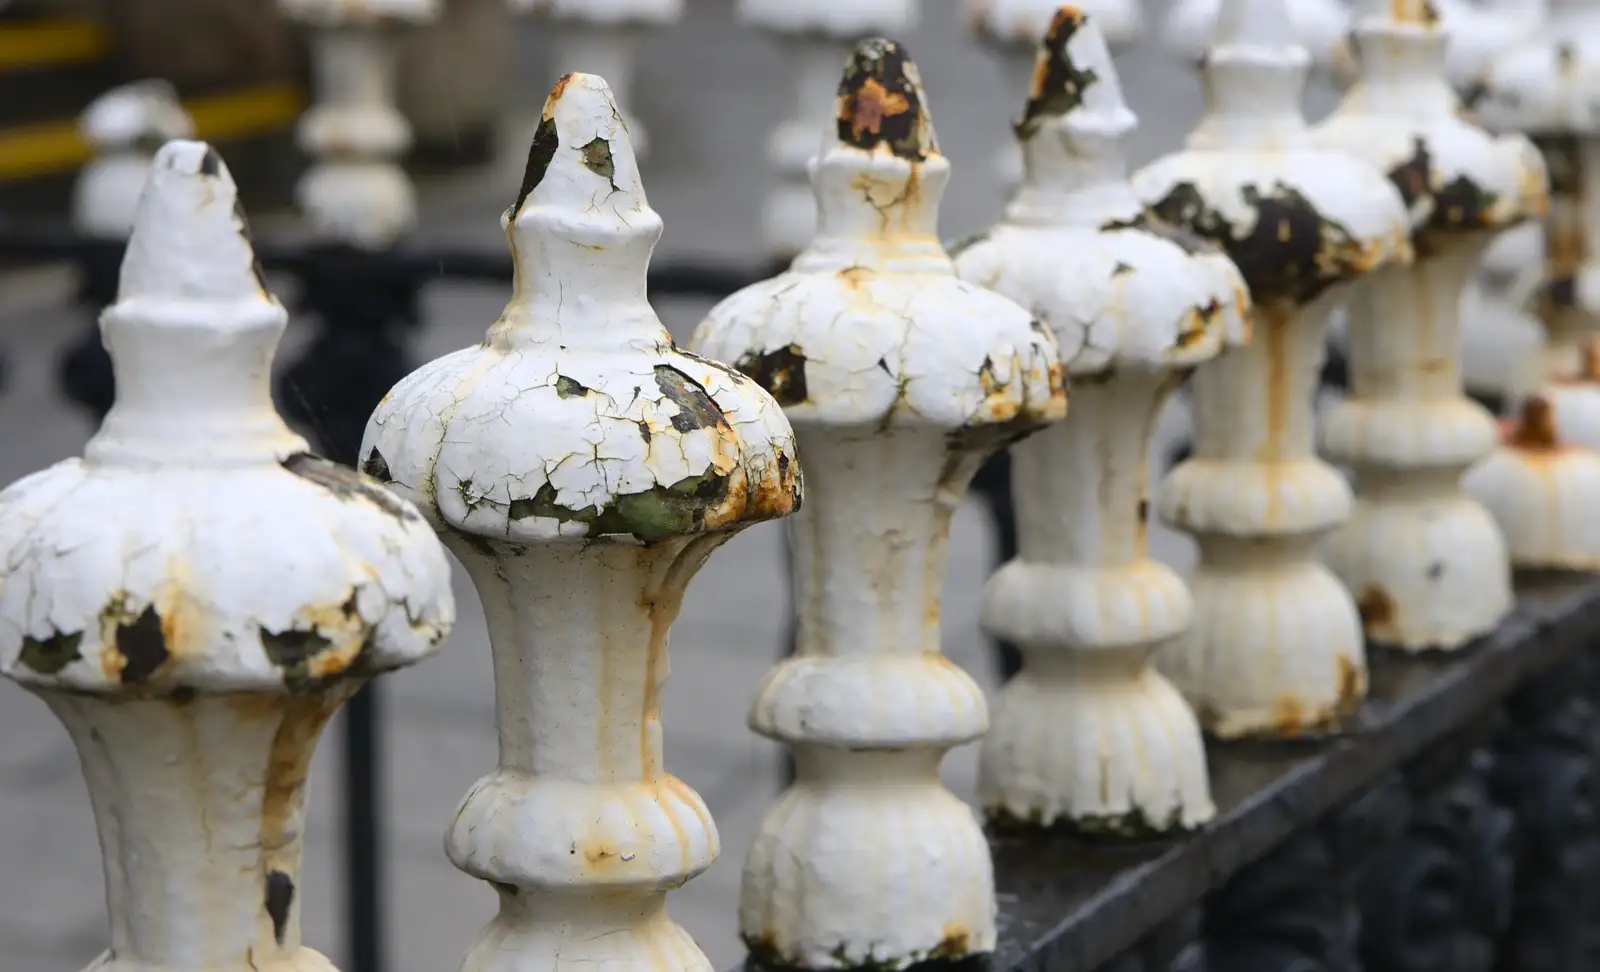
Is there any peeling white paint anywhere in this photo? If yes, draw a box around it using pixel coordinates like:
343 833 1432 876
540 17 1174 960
739 0 920 258
72 81 194 240
285 0 437 249
1133 0 1411 740
953 11 1243 836
0 141 453 972
1311 0 1547 651
965 0 1143 192
363 74 800 972
691 38 1065 972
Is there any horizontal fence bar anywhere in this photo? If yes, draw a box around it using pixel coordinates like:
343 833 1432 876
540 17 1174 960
0 216 770 298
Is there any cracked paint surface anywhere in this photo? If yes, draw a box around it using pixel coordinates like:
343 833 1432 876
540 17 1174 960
1310 1 1548 651
364 78 799 547
953 8 1243 838
0 142 453 972
691 38 1063 972
1134 0 1411 740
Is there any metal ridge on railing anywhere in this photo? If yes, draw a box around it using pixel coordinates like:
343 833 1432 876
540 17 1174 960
973 572 1600 972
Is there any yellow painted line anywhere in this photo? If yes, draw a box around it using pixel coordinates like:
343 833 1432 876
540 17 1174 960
0 84 306 182
0 19 110 72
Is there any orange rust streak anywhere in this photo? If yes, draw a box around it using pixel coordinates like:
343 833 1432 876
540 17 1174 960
1507 396 1562 451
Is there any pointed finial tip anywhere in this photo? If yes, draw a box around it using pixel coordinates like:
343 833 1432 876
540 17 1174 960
835 38 938 161
511 71 637 217
116 140 271 305
1015 6 1128 139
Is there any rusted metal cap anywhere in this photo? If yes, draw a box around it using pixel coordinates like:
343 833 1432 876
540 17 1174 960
364 73 802 547
0 141 455 695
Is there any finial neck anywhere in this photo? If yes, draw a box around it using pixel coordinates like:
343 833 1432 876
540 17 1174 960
1190 53 1312 149
493 204 671 351
799 147 952 272
1009 120 1139 225
1351 20 1454 110
86 297 308 468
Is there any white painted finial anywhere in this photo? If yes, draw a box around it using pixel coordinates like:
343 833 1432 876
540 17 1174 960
0 140 454 972
692 37 1065 972
954 7 1248 837
363 71 800 972
1313 0 1546 650
1132 3 1412 738
72 80 194 239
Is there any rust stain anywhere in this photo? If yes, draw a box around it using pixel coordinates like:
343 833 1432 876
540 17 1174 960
930 924 972 959
257 687 352 868
1257 302 1292 463
1506 395 1562 452
546 73 574 113
1269 695 1306 737
1336 654 1366 716
1357 585 1395 632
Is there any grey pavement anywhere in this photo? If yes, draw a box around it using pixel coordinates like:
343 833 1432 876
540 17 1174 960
0 2 1346 970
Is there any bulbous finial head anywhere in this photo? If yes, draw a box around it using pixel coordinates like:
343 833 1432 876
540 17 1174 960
364 74 801 548
0 140 454 697
834 39 938 161
1015 6 1135 140
117 140 271 308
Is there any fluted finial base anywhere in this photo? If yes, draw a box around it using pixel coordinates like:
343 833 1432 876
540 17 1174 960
1322 487 1511 651
979 649 1213 835
741 748 995 972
